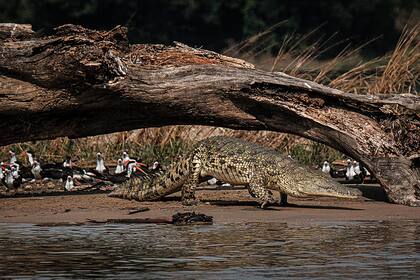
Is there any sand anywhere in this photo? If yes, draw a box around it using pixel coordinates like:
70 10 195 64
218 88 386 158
1 188 419 225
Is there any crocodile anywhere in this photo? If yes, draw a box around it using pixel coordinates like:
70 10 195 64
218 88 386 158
109 136 362 207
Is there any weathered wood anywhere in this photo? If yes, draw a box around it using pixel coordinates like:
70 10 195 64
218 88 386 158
0 24 419 206
0 23 35 40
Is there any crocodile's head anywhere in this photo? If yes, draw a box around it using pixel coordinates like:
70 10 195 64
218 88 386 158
277 167 363 199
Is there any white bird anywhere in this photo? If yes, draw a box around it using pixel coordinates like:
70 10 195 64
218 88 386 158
115 159 125 174
64 176 75 191
122 152 130 166
95 153 106 174
207 177 218 185
353 161 362 175
11 164 20 179
31 161 42 179
63 157 72 168
4 169 14 188
0 164 4 181
73 170 96 184
322 161 331 174
151 161 160 170
364 167 371 177
346 159 356 180
25 151 34 166
9 151 17 164
127 162 137 177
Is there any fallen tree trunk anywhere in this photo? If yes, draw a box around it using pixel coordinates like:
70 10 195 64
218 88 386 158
0 24 419 206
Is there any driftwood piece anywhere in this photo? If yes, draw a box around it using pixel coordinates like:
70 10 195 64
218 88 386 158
0 24 419 206
172 212 214 225
128 207 150 215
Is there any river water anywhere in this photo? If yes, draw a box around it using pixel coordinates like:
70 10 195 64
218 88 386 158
0 220 419 279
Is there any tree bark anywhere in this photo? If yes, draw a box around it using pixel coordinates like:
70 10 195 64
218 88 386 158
1 24 419 206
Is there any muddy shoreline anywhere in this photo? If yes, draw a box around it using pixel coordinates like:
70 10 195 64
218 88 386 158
1 188 419 225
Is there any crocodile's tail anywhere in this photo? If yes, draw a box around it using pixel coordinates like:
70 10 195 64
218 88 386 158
108 155 191 201
108 175 155 200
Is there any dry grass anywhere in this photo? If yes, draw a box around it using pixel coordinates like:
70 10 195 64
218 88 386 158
0 127 340 167
243 23 418 95
224 21 288 59
1 25 418 166
332 24 419 94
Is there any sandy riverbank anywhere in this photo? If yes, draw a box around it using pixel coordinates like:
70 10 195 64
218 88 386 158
1 188 419 225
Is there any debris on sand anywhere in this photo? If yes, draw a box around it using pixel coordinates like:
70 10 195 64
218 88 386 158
128 207 150 215
172 212 213 225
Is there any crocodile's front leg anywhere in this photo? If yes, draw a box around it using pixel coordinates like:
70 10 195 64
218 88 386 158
248 177 276 208
181 154 202 206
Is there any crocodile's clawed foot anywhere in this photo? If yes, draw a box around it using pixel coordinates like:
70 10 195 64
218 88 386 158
182 199 200 206
259 196 277 209
260 201 269 209
260 201 274 209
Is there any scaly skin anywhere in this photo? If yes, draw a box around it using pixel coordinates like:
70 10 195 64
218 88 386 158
109 136 362 207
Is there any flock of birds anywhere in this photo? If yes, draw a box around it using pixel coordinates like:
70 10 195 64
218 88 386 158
1 149 373 194
321 159 372 182
0 150 161 192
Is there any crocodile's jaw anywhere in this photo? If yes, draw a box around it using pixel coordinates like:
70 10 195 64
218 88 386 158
300 189 362 199
297 184 362 199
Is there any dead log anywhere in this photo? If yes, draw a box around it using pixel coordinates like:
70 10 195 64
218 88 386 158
0 24 419 206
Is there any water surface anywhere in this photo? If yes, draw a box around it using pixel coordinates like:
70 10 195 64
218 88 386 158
0 220 419 279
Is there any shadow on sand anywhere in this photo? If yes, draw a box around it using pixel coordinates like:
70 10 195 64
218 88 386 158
199 199 363 211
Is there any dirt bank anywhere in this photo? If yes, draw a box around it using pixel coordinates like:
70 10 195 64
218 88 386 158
1 188 419 225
